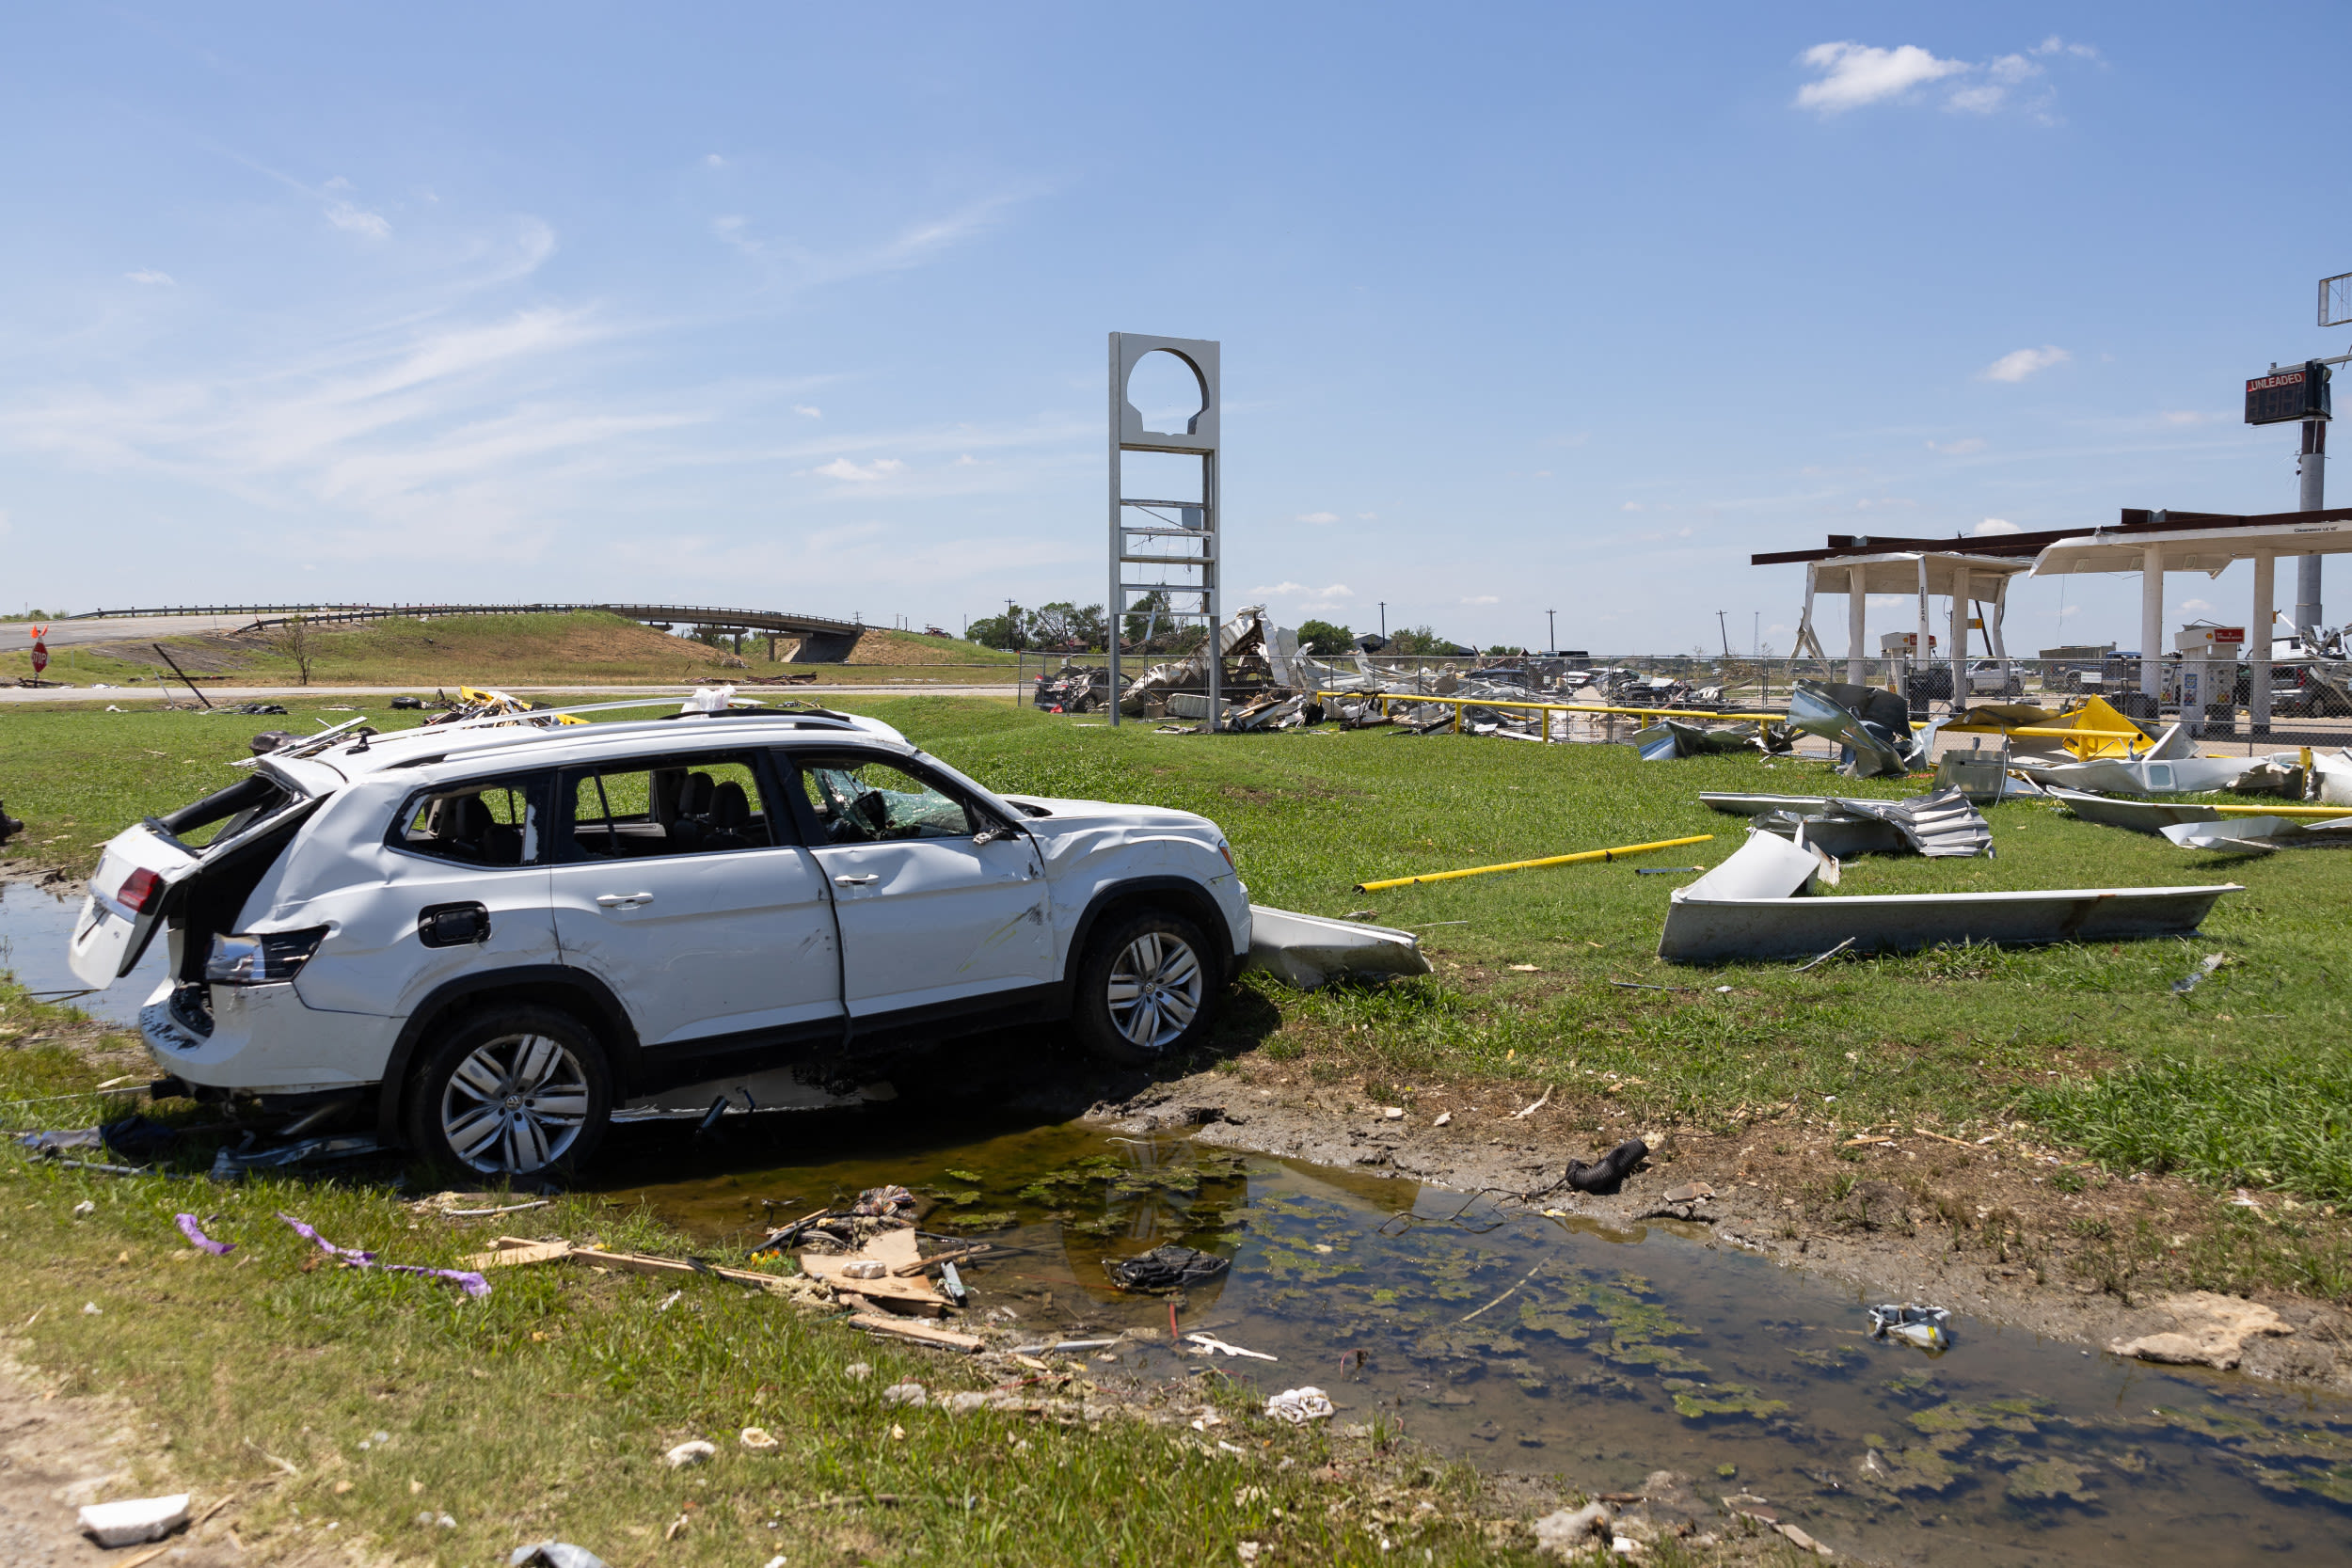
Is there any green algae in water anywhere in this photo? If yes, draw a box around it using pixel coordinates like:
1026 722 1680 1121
1667 1381 1789 1420
1606 1338 1712 1376
1789 1345 1870 1375
2006 1457 2096 1504
1883 1370 1944 1402
930 1208 1019 1230
1859 1443 1963 1495
1910 1398 2046 1438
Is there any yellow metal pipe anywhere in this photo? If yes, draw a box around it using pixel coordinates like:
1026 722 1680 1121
1354 833 1716 893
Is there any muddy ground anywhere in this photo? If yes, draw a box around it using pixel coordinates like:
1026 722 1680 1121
1079 1064 2352 1395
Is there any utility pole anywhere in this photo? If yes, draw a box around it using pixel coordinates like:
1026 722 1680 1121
1545 609 1556 655
1716 610 1731 660
1378 602 1387 639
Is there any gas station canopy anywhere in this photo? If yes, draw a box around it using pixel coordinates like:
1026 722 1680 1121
2029 513 2352 576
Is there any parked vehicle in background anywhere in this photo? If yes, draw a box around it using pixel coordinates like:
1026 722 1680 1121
68 702 1249 1180
1966 659 2025 697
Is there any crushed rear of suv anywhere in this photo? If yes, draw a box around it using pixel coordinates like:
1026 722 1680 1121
72 699 1250 1180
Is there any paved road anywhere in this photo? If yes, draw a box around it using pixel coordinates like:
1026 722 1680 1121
5 613 277 649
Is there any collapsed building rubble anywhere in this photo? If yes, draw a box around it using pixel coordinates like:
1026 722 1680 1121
1032 606 1772 738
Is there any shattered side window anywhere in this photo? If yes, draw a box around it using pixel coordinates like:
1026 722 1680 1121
391 778 541 867
794 756 975 844
159 772 299 851
565 756 774 859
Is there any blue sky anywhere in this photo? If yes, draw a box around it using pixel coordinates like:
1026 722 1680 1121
2 5 2347 653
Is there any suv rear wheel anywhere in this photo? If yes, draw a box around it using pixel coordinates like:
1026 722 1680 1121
406 1005 612 1179
1072 909 1217 1066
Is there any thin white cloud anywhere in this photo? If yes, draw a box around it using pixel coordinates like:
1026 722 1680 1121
1295 510 1340 524
320 176 390 240
792 404 822 419
1460 595 1500 606
2179 598 2214 613
326 202 390 240
1355 512 1377 521
1794 42 1967 114
811 457 905 483
1974 518 2020 535
126 269 176 287
1248 580 1354 602
1981 345 2070 383
705 153 727 168
1796 37 2097 120
1927 437 1987 454
714 190 1031 291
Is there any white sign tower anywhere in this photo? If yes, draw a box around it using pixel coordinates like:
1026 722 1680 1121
1106 334 1221 729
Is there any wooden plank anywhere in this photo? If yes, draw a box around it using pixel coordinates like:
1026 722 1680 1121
569 1247 795 1294
848 1313 983 1352
462 1238 573 1270
798 1228 948 1307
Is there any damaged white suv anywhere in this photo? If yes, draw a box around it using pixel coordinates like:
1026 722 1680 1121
70 704 1249 1179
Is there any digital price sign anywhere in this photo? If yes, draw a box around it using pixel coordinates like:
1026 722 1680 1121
2246 360 2331 425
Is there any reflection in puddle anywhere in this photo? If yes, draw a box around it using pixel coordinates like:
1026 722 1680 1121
0 879 163 1027
604 1117 2352 1565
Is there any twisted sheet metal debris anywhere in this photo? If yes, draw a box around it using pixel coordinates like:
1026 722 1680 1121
1244 907 1433 989
1705 788 1992 859
1657 830 2240 962
2159 814 2352 854
1786 681 1923 779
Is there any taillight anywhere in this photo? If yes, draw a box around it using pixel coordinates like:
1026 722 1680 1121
117 866 163 914
205 927 330 985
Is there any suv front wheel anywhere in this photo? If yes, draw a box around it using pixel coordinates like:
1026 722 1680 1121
405 1005 612 1180
1072 910 1217 1066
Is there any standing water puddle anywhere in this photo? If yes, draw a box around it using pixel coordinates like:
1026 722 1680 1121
0 879 162 1027
606 1117 2352 1566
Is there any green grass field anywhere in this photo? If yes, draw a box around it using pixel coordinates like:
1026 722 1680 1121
4 691 2346 1213
0 612 1022 690
0 692 2343 1561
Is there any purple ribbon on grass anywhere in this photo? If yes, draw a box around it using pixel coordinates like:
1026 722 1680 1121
175 1213 233 1255
277 1212 491 1299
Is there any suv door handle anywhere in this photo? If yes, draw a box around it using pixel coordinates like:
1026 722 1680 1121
595 893 655 909
833 874 880 886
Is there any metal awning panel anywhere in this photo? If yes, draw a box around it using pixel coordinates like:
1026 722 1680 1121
1801 552 2037 596
1658 882 2242 962
2031 519 2352 577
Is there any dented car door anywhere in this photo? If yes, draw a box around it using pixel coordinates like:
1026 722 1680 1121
546 752 844 1050
784 752 1054 1018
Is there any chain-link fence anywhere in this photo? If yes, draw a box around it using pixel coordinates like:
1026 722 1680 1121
1013 649 2352 744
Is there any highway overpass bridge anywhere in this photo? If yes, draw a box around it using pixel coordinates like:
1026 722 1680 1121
56 602 867 661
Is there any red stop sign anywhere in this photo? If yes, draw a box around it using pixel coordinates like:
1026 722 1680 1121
29 640 46 674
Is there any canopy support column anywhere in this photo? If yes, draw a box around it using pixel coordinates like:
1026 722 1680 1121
1846 565 1867 686
1948 571 1971 712
2139 545 2165 702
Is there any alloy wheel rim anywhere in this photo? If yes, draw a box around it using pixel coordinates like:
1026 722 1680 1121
1105 931 1202 1052
439 1033 591 1174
